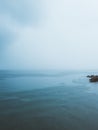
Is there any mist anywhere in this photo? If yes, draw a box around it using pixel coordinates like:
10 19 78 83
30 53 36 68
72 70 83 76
0 0 98 70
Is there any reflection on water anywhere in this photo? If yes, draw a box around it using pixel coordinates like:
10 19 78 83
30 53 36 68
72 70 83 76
0 70 98 130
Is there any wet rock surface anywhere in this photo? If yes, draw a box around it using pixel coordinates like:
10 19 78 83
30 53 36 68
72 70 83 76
87 75 98 82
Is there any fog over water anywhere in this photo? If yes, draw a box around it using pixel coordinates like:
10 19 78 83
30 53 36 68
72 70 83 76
1 2 98 130
0 0 98 70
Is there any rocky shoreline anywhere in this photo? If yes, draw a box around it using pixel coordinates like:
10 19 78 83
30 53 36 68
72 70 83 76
87 75 98 82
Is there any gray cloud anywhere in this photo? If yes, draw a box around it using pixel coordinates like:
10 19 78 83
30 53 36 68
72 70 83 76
0 29 9 45
1 0 98 70
0 0 41 25
0 28 14 48
0 0 43 49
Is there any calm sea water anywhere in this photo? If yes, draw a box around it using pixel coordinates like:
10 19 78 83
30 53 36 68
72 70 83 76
0 70 98 130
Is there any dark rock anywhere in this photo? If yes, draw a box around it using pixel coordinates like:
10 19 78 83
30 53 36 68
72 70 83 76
87 75 94 78
87 75 98 82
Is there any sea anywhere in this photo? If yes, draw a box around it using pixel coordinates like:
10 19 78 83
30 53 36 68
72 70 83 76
0 70 98 130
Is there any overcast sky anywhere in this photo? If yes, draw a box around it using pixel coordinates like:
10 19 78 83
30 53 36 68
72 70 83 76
0 0 98 70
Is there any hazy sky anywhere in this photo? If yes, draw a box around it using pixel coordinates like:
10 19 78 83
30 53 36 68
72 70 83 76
0 0 98 70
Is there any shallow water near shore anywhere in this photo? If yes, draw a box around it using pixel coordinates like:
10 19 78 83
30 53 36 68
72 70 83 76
0 70 98 130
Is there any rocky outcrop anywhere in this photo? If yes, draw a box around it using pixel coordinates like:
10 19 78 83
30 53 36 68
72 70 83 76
87 75 98 82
